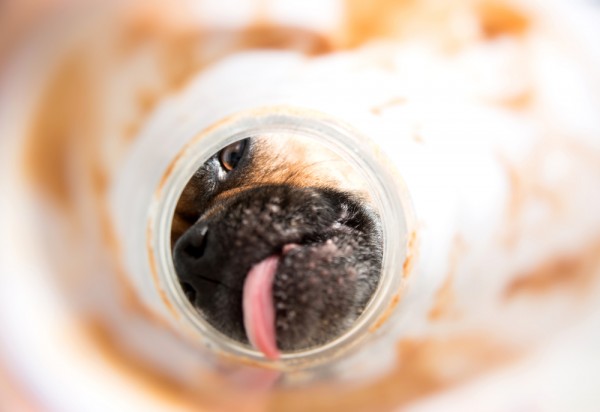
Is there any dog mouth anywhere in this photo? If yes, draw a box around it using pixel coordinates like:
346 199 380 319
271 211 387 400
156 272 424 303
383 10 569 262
242 252 284 360
243 241 342 359
173 185 383 358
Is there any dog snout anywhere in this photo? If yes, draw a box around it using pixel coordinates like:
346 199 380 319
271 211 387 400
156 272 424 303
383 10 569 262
172 223 228 311
171 185 383 350
177 224 209 260
172 225 210 306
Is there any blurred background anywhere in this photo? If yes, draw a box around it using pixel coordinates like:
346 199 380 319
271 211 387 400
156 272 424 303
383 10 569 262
1 0 600 411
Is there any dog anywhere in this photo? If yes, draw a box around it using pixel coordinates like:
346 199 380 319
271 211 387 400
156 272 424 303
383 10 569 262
171 135 383 359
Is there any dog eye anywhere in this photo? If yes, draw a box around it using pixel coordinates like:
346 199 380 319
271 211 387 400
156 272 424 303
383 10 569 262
218 139 248 172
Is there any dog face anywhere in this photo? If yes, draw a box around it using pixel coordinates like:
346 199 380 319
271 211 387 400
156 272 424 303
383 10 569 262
171 135 383 358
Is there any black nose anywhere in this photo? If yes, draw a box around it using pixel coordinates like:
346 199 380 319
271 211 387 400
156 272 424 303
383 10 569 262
181 281 197 303
172 224 216 304
177 224 209 259
172 216 245 341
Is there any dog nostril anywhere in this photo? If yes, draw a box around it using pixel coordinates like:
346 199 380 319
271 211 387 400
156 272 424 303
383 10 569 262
181 282 197 303
183 226 209 259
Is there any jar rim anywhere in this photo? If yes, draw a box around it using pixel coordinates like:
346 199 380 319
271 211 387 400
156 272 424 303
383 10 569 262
148 106 414 370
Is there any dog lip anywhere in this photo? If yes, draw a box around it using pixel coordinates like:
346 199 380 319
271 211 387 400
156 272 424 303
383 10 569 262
282 243 299 254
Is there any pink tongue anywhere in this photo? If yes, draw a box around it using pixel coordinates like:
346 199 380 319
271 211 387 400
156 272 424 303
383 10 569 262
243 255 280 360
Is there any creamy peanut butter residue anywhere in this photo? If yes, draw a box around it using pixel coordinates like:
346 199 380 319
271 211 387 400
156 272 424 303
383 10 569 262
504 240 600 300
15 0 600 411
428 235 466 322
270 335 515 412
343 0 530 51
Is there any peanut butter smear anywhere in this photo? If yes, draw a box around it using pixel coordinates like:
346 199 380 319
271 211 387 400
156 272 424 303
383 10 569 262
3 0 600 411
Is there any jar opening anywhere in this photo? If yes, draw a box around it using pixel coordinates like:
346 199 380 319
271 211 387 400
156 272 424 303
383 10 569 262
149 107 411 370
